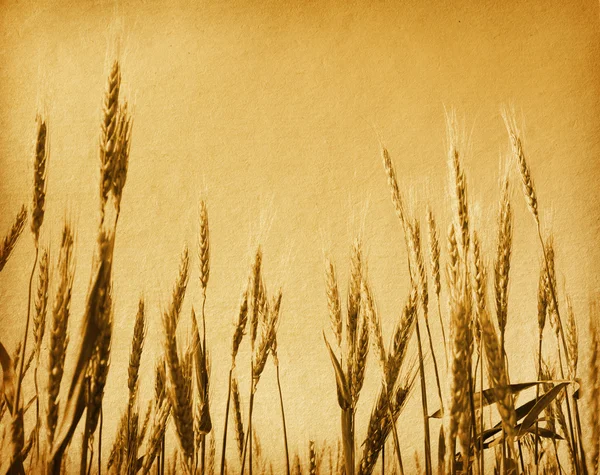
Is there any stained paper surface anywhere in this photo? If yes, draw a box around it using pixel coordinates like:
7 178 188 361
0 1 599 473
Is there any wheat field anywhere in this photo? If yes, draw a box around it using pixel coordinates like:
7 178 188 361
1 2 599 475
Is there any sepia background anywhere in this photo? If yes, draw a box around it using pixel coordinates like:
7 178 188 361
1 0 599 472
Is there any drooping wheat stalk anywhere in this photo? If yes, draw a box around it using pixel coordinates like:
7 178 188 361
0 205 27 273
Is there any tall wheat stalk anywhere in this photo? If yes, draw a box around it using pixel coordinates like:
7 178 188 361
11 116 48 473
503 112 582 474
221 289 248 475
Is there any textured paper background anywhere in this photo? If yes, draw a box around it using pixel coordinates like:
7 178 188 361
1 0 599 472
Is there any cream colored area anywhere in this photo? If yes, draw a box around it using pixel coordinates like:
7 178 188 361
1 0 599 472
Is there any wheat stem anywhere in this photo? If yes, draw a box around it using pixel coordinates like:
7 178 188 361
414 317 432 475
275 361 291 475
14 246 39 418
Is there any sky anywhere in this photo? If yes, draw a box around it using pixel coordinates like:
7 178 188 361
1 0 599 472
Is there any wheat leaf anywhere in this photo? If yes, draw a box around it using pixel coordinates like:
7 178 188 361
323 333 351 410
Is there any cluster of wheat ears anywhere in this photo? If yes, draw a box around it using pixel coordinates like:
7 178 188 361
0 58 599 475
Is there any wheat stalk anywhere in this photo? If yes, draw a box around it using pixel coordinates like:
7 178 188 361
494 176 512 353
128 298 146 407
162 248 195 469
47 223 74 446
427 207 447 366
0 205 27 273
31 116 48 246
32 246 49 459
480 304 516 442
221 288 249 475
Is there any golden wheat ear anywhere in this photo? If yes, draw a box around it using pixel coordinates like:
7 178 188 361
0 205 27 273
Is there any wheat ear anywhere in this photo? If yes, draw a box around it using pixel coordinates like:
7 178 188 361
47 223 74 445
0 205 27 273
